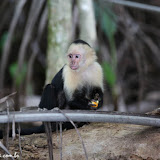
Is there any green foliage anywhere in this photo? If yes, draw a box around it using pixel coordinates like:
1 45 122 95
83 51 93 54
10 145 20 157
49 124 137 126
94 2 117 41
101 10 117 41
9 62 27 87
0 32 8 53
95 2 117 88
102 62 116 88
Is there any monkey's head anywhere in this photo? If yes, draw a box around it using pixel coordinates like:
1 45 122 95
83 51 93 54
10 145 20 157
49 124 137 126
66 40 97 72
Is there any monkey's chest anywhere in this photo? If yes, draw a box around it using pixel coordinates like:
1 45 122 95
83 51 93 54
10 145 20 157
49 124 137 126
64 75 95 101
66 85 92 101
63 66 99 101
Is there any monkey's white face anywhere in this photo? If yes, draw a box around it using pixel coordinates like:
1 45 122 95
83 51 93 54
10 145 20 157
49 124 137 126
67 53 82 70
66 43 97 71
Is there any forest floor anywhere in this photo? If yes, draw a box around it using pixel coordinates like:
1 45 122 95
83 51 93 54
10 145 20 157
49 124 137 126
1 122 160 160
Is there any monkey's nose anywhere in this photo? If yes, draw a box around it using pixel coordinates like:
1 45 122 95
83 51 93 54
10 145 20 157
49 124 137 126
71 60 75 65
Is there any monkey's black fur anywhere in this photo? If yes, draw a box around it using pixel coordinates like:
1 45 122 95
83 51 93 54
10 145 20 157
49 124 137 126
39 68 65 110
39 38 103 110
72 39 91 47
39 67 103 110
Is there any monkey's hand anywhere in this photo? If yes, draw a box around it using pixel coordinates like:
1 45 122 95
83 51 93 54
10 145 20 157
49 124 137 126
88 100 99 109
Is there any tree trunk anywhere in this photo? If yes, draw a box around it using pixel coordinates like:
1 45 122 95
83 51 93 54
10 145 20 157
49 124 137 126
46 0 72 84
77 0 97 47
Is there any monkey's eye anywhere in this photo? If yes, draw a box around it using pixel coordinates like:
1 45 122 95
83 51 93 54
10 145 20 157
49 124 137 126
75 54 81 58
68 54 73 58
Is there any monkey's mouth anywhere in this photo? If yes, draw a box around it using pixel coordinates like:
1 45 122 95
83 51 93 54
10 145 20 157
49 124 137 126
70 65 78 70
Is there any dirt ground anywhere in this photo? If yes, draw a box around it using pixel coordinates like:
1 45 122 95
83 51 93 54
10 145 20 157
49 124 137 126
1 123 160 160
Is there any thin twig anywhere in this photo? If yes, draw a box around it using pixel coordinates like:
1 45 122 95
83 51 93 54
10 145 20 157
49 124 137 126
17 0 45 70
0 141 14 160
44 122 54 160
0 0 27 89
3 100 10 149
12 114 16 140
0 1 12 33
26 2 48 89
0 92 17 104
57 109 88 160
13 0 45 94
37 4 48 40
59 122 63 160
18 123 22 160
131 45 144 110
138 31 160 68
105 0 160 13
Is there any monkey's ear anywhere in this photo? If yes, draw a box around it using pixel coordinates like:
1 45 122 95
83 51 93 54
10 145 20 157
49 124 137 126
39 84 57 110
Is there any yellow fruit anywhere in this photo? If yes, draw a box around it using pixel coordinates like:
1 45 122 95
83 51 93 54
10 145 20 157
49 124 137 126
91 101 99 108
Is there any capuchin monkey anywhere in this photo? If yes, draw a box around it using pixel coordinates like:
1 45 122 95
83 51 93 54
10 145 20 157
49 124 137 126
39 39 104 110
0 40 104 138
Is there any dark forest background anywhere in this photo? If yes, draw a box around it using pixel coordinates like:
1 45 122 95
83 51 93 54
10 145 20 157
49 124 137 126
0 0 160 113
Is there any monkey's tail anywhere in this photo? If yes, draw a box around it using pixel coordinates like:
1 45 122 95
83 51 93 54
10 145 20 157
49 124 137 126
0 125 45 139
17 124 45 135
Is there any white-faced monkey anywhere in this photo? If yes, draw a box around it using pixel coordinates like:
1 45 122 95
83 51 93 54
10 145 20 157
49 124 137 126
39 39 104 110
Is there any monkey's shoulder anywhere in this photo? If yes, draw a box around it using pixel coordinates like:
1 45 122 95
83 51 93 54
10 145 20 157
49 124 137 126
83 62 104 89
51 67 64 90
86 62 103 76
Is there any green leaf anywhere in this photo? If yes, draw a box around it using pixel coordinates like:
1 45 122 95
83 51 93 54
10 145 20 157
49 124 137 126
94 2 117 40
9 62 17 78
0 32 8 53
9 62 27 86
102 62 116 88
101 11 117 40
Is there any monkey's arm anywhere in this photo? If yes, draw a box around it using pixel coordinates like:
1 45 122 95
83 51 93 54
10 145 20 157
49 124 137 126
39 84 58 110
39 67 65 110
89 87 103 109
68 98 91 110
68 86 103 110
